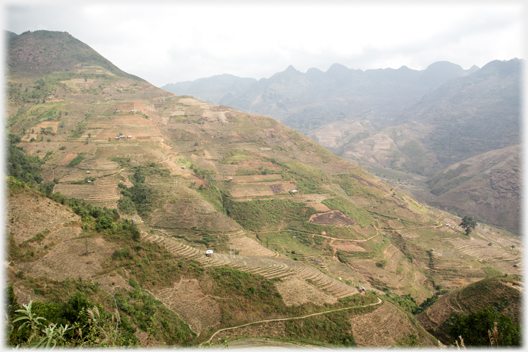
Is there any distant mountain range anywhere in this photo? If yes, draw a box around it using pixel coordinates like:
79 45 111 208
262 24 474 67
162 58 522 233
162 61 479 132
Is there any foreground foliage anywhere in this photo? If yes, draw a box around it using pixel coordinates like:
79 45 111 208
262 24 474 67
448 306 521 346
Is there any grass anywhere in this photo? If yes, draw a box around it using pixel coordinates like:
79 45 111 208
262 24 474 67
224 197 314 232
322 196 374 228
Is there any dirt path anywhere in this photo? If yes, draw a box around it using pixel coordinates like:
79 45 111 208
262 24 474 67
200 297 383 346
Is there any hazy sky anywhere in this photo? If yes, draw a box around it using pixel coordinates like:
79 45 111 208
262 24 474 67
5 2 524 87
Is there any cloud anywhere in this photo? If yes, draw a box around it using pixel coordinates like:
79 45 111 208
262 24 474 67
5 3 523 86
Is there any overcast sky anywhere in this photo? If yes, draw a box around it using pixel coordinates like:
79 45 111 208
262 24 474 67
4 1 524 87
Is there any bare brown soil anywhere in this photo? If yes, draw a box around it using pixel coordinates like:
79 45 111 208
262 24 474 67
151 202 239 232
213 321 288 342
53 177 120 202
230 174 283 183
229 181 296 198
16 237 116 281
350 301 435 347
275 277 337 306
155 278 222 335
308 210 355 227
8 194 80 244
94 273 134 296
308 202 331 212
228 234 276 257
330 242 366 252
59 153 78 166
33 121 60 133
10 283 45 305
236 159 282 173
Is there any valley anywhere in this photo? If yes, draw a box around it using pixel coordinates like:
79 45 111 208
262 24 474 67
5 30 522 348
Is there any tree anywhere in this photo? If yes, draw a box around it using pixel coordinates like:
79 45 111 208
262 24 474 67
449 306 520 346
460 216 477 236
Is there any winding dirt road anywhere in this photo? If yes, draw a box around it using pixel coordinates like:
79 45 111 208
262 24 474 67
200 296 383 346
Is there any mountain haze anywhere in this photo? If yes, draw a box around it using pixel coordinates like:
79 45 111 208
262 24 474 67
163 61 474 133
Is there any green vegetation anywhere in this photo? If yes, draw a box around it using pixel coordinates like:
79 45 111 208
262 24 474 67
220 149 252 164
284 311 356 346
280 161 329 193
322 196 374 228
335 171 384 199
223 197 314 231
69 122 87 138
189 164 216 180
114 287 195 345
68 154 85 166
117 164 167 218
71 176 96 184
460 216 477 236
7 288 138 347
7 134 44 184
447 306 520 346
235 168 279 176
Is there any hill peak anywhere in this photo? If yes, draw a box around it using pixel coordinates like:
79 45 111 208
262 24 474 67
8 29 144 81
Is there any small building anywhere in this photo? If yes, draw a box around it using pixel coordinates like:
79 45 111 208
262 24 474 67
128 135 132 139
290 190 298 194
115 137 120 140
229 177 233 181
358 286 366 293
446 224 450 227
115 109 121 113
205 250 213 257
87 180 92 183
132 218 137 223
513 264 518 268
181 166 186 169
86 171 91 174
488 242 493 246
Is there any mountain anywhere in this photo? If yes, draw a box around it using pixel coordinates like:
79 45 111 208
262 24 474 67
163 59 521 234
426 145 521 234
394 58 521 170
7 30 144 81
6 30 521 348
161 74 257 104
163 61 473 133
323 59 521 232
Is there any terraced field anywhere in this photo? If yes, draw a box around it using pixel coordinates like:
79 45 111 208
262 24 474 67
53 176 120 203
142 233 358 299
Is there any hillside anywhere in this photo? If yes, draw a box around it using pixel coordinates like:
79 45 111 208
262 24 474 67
415 276 522 344
163 59 521 234
5 30 522 348
7 30 144 81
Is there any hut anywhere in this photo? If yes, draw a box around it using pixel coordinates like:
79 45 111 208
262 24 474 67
205 250 213 257
358 286 366 293
290 190 298 194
